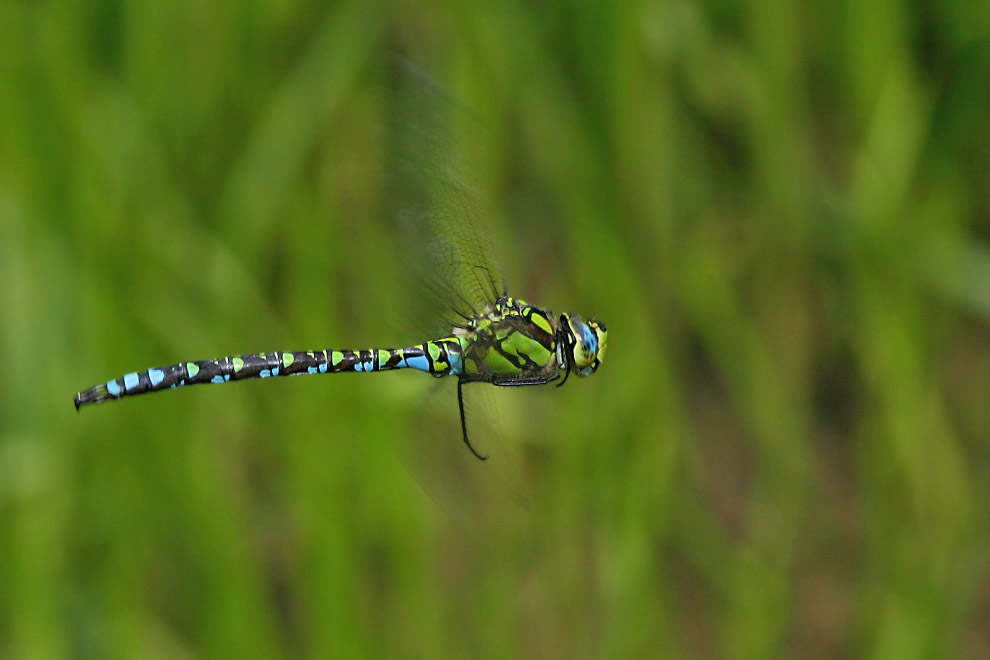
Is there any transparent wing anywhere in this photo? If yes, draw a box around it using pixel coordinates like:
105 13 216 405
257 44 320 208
380 59 528 514
400 380 529 526
383 58 507 335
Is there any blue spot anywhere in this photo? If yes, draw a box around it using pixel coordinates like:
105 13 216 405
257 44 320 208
272 367 279 376
123 372 140 391
148 368 165 387
260 369 271 378
106 379 122 396
405 355 430 372
364 359 374 372
580 324 597 354
308 366 318 374
318 363 328 373
211 375 225 384
353 361 363 372
448 352 463 375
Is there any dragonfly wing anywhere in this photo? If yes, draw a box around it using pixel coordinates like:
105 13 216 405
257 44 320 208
400 378 529 526
382 58 507 335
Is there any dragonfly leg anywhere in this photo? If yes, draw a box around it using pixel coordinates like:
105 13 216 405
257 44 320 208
492 375 560 387
457 379 488 461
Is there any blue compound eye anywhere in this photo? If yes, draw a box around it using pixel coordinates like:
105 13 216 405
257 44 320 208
563 314 607 376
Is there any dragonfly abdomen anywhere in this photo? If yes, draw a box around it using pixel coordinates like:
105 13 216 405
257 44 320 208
73 338 467 410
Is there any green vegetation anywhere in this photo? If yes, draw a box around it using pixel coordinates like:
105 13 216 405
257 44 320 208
1 1 988 657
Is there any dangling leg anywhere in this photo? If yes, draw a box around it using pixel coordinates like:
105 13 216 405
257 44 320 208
456 373 559 460
457 379 488 461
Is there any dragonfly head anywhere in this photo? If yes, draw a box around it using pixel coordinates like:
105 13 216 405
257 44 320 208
558 313 607 378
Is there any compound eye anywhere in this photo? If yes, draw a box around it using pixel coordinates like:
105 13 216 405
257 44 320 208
564 317 593 368
561 313 606 376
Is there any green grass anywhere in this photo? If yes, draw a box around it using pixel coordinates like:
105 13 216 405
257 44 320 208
1 1 988 657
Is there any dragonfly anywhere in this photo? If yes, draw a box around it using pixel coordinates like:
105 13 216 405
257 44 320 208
73 63 608 461
73 296 606 459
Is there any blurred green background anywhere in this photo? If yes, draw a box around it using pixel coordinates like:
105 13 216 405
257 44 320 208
2 0 989 658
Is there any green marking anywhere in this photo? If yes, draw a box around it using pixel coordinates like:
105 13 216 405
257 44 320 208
282 352 294 368
531 311 553 335
233 357 244 373
427 342 442 361
331 350 344 367
378 349 391 367
508 331 552 366
500 338 521 360
186 362 200 378
483 349 516 374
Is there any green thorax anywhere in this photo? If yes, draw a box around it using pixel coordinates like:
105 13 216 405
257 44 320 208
452 297 559 380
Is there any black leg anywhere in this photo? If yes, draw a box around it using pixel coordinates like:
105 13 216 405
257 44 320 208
493 375 560 387
457 379 488 461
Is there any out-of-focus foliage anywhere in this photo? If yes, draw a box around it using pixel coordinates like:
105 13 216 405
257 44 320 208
1 1 988 658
